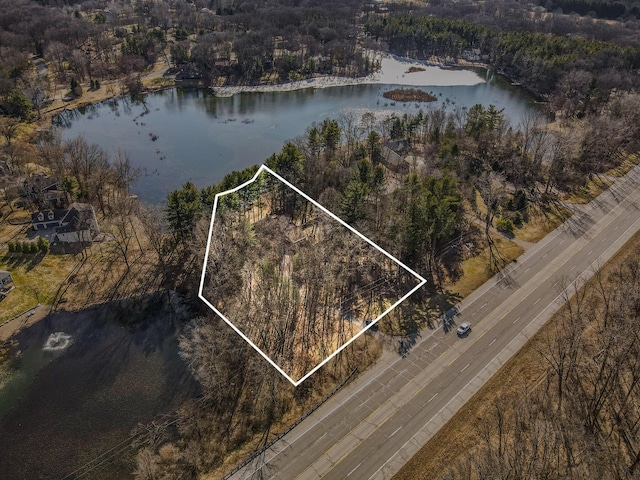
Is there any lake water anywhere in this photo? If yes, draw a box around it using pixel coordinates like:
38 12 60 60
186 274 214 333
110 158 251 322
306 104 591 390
0 295 199 479
56 73 540 204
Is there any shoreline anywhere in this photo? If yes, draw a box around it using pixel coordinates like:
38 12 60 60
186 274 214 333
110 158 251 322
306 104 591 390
211 54 486 97
37 53 489 128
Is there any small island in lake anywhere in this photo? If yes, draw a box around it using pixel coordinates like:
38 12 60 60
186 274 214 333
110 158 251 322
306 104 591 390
405 66 426 74
382 88 437 102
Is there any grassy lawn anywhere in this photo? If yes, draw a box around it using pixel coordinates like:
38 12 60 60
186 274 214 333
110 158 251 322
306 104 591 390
0 252 78 323
604 153 640 178
563 174 612 204
145 77 174 88
515 202 572 243
0 217 31 245
449 235 524 298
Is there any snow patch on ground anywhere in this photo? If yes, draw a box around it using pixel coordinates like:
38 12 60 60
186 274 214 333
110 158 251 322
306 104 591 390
211 54 485 97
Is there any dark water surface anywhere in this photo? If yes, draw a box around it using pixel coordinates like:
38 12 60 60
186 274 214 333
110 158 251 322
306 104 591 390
0 297 198 479
56 76 539 204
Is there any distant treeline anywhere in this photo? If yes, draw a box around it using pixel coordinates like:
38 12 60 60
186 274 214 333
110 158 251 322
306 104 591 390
365 15 640 98
0 0 381 119
171 0 375 84
539 0 640 19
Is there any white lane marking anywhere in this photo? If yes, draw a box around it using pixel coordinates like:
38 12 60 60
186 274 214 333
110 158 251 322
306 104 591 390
570 265 577 271
524 267 531 273
428 393 439 403
512 316 521 324
389 426 403 438
248 201 640 480
481 302 488 308
587 249 593 256
460 363 470 372
559 238 565 245
533 298 541 305
367 199 640 480
488 338 497 347
542 252 549 259
347 462 362 477
614 225 619 231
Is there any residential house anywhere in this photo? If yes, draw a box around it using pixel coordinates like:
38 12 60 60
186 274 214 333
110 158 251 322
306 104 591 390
42 189 67 208
461 48 482 62
0 270 13 286
22 173 66 208
381 140 411 174
31 208 68 230
54 203 100 243
31 202 100 243
0 270 14 298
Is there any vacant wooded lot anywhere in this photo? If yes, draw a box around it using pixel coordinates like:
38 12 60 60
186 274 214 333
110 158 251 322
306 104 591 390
201 170 420 382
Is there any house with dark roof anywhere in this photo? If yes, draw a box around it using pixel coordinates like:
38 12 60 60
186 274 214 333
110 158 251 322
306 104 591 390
23 173 65 208
31 203 100 243
54 203 99 243
0 270 14 299
31 209 68 230
381 140 411 174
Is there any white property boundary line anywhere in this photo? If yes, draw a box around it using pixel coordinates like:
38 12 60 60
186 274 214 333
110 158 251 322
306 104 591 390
198 164 427 386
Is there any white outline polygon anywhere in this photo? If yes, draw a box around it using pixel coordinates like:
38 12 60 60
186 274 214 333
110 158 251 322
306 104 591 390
198 165 427 386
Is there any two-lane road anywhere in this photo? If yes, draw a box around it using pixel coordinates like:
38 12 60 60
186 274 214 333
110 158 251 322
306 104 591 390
232 164 640 480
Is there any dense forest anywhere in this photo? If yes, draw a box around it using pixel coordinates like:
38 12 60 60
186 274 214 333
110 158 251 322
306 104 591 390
399 0 640 46
167 91 640 285
202 168 420 382
366 14 640 108
539 0 640 19
0 0 375 116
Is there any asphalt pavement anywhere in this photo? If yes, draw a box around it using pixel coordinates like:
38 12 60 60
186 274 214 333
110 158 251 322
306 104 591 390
231 165 640 480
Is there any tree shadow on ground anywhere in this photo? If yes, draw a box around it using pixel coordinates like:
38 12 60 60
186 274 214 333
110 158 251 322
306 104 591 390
1 253 46 273
425 290 462 330
496 264 520 290
383 289 463 358
559 209 595 238
49 242 86 255
398 332 420 357
544 198 573 220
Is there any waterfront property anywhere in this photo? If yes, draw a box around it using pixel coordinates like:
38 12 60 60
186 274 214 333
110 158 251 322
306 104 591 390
31 203 100 243
22 173 66 209
56 77 540 204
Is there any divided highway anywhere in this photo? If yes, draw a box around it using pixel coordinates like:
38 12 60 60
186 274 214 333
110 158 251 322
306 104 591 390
231 164 640 480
